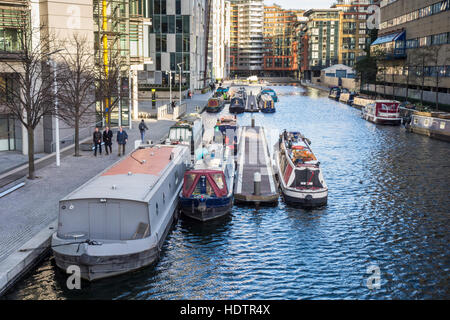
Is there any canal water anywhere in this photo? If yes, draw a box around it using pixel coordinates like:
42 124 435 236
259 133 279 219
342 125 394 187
4 86 449 300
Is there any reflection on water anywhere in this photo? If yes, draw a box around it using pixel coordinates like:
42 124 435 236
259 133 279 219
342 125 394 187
4 86 450 300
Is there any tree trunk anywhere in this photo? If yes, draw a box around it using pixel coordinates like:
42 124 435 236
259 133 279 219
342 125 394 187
74 115 80 156
27 126 35 180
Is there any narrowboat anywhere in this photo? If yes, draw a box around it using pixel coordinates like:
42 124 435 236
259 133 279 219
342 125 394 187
214 115 237 136
257 93 275 113
215 87 230 101
362 100 401 125
260 87 278 102
329 87 348 101
179 143 235 221
229 96 245 114
214 116 238 156
274 131 328 207
405 112 450 142
52 145 191 281
339 92 357 106
166 113 204 157
206 96 225 113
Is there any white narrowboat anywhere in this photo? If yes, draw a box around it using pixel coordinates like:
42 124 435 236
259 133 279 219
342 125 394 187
52 145 190 281
275 131 328 207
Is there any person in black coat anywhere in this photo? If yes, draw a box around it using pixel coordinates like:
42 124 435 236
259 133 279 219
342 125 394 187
103 126 113 155
93 127 102 156
116 126 128 156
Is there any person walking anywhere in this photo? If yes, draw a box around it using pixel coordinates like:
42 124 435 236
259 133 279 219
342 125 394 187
139 119 149 143
117 126 128 156
103 126 113 155
93 127 102 156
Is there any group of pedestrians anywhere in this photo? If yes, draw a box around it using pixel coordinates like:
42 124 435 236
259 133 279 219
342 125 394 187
93 120 150 157
92 126 129 157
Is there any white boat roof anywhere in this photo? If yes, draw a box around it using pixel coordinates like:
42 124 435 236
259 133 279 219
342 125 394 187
62 146 184 203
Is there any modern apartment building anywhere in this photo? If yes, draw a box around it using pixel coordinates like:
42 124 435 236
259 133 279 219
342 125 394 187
144 0 208 91
208 0 231 81
230 0 264 77
263 5 303 77
370 0 450 103
302 9 341 80
332 0 378 67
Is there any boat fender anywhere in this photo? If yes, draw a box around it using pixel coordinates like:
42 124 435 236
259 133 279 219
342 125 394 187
305 195 313 202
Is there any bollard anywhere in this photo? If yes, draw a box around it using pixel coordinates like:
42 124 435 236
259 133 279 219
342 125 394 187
253 172 261 196
251 117 255 128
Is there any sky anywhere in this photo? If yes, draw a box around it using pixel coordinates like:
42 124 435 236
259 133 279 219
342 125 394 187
264 0 335 10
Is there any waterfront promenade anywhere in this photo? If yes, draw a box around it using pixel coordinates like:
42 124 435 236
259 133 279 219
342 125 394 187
0 92 211 296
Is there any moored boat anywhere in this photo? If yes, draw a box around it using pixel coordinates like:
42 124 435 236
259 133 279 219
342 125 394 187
328 87 341 101
229 96 245 114
362 100 401 125
257 93 275 113
166 113 203 157
405 111 450 142
52 144 191 281
206 96 225 113
179 143 235 221
275 131 328 207
260 87 278 102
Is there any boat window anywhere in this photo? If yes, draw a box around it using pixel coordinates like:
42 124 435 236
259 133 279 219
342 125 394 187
169 127 192 142
163 193 165 204
212 173 225 190
156 203 159 215
184 173 196 192
208 100 219 107
192 175 215 197
440 122 445 129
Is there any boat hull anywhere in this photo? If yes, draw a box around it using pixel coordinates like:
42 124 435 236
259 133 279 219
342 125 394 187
229 106 245 114
281 187 328 207
206 105 224 113
363 113 401 125
180 197 233 221
261 108 276 113
52 212 174 281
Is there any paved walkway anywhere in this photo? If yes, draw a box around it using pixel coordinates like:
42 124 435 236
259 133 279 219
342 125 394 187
0 152 46 176
300 81 330 92
0 119 175 294
139 91 214 115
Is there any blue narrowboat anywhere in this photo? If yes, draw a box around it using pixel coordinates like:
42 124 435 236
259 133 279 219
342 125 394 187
261 87 278 102
257 94 275 113
179 144 235 221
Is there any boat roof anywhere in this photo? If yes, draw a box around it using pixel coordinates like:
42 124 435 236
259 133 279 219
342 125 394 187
172 114 201 128
374 100 400 104
62 146 184 203
259 94 273 101
262 87 276 92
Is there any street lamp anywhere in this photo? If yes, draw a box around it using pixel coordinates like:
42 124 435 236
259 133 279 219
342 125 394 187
165 70 173 108
46 49 63 167
177 62 185 107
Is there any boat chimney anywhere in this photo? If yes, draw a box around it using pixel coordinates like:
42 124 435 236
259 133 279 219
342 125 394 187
253 172 261 196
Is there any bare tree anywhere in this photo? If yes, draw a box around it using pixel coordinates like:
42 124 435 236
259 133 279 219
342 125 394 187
57 34 96 156
96 45 122 127
0 18 59 179
427 46 450 110
409 47 433 106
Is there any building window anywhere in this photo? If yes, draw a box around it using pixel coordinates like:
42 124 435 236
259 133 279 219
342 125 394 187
0 28 22 52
